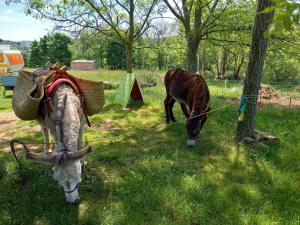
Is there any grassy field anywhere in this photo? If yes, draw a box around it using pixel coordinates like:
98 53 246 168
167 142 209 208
0 69 300 225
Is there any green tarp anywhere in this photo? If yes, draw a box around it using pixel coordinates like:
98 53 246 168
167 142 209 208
113 73 143 108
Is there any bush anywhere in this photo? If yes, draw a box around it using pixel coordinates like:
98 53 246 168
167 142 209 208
106 40 126 70
264 54 300 84
135 70 163 84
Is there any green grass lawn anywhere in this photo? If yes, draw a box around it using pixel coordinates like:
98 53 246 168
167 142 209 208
0 69 300 225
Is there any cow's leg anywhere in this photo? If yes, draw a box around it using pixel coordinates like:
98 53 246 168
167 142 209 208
168 98 177 122
164 94 172 123
41 125 50 153
180 103 190 118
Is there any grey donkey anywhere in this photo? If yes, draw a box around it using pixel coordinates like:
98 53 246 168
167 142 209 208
26 83 92 203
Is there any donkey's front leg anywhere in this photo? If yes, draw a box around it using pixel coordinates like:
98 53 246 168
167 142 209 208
41 125 50 153
168 98 177 122
180 103 190 118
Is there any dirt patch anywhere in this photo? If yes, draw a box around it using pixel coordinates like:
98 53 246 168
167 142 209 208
223 94 300 109
259 95 300 109
0 112 40 152
257 84 300 108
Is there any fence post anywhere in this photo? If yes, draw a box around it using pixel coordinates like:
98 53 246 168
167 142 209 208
224 79 227 97
196 53 200 75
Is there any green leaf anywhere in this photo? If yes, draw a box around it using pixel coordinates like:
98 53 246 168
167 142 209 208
271 0 286 3
260 6 277 14
25 8 32 15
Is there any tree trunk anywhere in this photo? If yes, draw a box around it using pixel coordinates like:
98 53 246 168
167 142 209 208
235 0 274 141
220 49 229 77
186 35 199 73
158 52 163 70
126 43 133 73
233 55 244 80
201 49 205 74
125 0 134 74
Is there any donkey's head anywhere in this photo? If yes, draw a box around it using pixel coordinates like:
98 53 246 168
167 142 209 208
26 145 92 203
186 107 210 147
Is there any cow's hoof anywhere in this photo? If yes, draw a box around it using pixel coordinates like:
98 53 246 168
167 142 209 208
187 139 196 147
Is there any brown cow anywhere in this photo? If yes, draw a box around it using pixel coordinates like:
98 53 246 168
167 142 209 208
164 68 210 147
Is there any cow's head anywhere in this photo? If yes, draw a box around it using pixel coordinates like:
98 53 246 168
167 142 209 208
186 107 210 147
26 145 92 203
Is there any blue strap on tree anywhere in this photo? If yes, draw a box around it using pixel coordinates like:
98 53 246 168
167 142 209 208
238 96 247 122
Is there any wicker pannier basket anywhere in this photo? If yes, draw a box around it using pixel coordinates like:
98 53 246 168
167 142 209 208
12 71 44 120
70 75 105 116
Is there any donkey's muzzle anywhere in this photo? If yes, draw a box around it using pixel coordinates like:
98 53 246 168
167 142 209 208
187 139 196 147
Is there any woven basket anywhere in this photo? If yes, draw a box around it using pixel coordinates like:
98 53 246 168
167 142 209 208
70 75 105 116
12 71 44 120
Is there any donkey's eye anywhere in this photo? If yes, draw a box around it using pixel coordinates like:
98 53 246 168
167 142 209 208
66 180 71 189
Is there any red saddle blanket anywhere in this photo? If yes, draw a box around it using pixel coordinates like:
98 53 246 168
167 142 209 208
44 73 91 126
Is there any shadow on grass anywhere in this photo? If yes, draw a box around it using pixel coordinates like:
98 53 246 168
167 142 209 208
1 93 300 224
0 163 80 225
78 108 247 224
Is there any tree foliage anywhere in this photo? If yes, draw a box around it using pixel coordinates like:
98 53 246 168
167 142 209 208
263 0 300 33
106 39 126 70
28 33 72 67
7 0 299 83
8 0 161 73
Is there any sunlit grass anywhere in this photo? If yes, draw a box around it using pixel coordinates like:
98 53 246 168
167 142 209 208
0 69 300 225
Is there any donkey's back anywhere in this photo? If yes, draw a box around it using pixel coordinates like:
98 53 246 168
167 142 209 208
164 68 210 111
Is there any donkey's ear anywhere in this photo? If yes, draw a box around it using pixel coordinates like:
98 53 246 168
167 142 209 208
68 145 93 161
26 152 59 164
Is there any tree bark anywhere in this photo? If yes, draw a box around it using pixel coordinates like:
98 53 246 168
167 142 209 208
220 49 229 77
124 0 134 74
235 0 274 141
126 43 133 73
158 52 163 70
233 55 244 80
186 35 199 72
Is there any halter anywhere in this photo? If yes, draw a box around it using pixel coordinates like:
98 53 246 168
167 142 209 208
57 149 81 194
65 182 80 194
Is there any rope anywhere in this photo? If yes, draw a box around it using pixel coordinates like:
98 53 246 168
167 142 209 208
9 139 29 166
187 102 237 120
0 137 55 146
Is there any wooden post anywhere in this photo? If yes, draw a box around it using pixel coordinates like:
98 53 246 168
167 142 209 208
196 53 200 74
259 93 262 109
289 96 292 108
224 79 227 97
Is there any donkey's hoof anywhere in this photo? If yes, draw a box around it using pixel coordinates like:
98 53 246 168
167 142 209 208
187 139 196 147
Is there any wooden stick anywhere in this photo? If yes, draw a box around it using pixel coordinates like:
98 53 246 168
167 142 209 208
289 96 292 108
59 66 68 72
259 93 262 109
52 62 60 69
